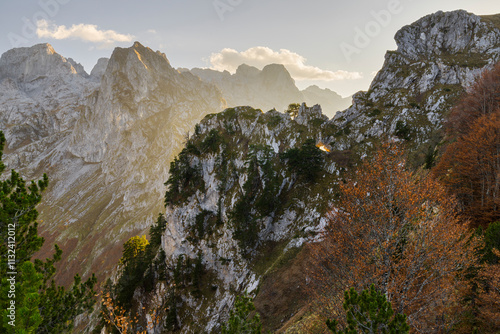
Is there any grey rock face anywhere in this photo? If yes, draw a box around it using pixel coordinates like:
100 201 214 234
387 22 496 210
89 57 109 81
0 43 96 153
396 10 500 60
67 58 89 78
155 105 333 333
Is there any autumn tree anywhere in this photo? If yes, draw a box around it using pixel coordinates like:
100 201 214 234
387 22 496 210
477 249 500 332
473 222 500 332
308 143 478 333
286 103 301 118
434 109 500 227
434 63 500 227
100 290 159 334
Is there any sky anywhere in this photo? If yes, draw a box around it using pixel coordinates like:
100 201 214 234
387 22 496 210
1 0 500 97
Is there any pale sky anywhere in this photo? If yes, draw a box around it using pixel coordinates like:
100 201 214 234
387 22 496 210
1 0 499 97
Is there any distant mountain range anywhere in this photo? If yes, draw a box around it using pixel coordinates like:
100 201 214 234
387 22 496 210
182 64 352 117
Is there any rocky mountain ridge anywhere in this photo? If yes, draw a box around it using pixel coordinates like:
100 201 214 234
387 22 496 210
332 10 500 163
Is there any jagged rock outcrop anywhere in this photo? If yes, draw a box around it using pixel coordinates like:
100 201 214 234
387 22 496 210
67 58 89 78
0 42 225 285
332 10 500 162
187 64 351 118
128 10 500 334
396 10 500 59
0 43 96 153
89 57 109 81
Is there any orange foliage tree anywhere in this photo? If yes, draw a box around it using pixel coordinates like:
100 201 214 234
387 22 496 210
477 248 500 331
100 291 159 334
308 143 479 333
434 111 500 226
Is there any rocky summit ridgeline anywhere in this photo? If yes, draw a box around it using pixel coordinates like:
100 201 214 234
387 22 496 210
333 10 500 156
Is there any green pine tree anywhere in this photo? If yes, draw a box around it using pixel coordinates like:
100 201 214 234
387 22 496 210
222 293 262 334
282 138 323 182
326 284 410 334
15 261 43 334
0 131 96 334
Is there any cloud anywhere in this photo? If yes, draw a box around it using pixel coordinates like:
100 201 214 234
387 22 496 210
36 20 134 48
209 47 362 81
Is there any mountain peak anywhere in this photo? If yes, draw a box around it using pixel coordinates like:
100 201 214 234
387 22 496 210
235 63 260 77
90 57 109 81
0 43 88 84
71 42 224 163
259 63 297 91
395 10 499 60
107 42 173 77
33 42 56 54
261 63 289 75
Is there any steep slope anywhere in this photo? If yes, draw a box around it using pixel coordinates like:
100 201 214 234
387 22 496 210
188 64 350 118
0 42 226 285
126 10 500 333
